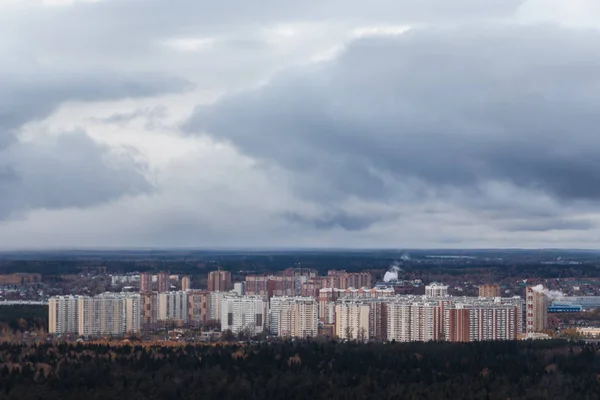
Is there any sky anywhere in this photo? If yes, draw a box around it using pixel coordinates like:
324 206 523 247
2 0 600 249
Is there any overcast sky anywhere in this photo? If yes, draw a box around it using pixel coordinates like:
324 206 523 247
2 0 600 249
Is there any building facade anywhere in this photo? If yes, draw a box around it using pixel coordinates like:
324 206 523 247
181 276 191 292
273 296 318 338
139 272 152 292
335 300 370 341
157 272 170 293
479 284 501 298
48 295 80 334
526 287 548 333
221 296 267 335
208 270 232 292
445 303 518 342
425 283 449 297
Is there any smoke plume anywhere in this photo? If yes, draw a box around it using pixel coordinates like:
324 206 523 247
383 262 403 283
531 284 565 300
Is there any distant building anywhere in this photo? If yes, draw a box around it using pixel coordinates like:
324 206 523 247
335 300 370 341
50 293 140 337
140 292 158 330
233 282 246 296
526 287 548 333
157 271 169 293
49 295 80 334
181 276 191 292
208 269 232 292
320 271 372 290
139 272 153 292
425 283 449 297
187 290 210 326
444 302 518 342
221 296 267 335
479 284 501 298
157 291 188 322
387 299 440 342
111 274 140 286
271 296 318 338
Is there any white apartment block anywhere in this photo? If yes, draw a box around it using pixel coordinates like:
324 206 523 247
425 283 449 297
387 300 412 342
221 296 267 335
157 291 188 322
49 295 80 334
269 296 284 334
273 296 318 338
50 293 140 337
335 300 370 341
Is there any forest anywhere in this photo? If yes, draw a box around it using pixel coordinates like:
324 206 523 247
0 339 599 399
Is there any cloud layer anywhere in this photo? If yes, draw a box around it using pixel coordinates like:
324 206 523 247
186 25 600 231
2 0 600 248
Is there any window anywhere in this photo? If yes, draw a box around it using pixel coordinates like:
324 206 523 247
256 314 263 327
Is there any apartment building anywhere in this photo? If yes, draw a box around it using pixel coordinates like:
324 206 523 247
479 284 501 298
425 283 449 297
48 295 80 334
272 296 318 338
208 269 232 292
526 286 548 333
444 302 518 342
157 291 188 323
187 290 210 326
49 293 140 337
335 300 370 341
221 295 267 335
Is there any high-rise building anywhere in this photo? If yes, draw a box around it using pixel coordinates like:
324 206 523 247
187 290 210 326
335 300 370 341
181 276 191 292
368 300 388 340
157 272 170 293
221 296 267 335
387 300 440 342
208 269 232 292
425 283 449 297
526 286 548 333
139 272 153 292
48 295 80 334
320 271 372 290
48 293 141 337
479 284 502 298
271 296 318 338
444 302 518 342
140 292 158 330
208 291 235 322
233 282 246 296
157 291 188 322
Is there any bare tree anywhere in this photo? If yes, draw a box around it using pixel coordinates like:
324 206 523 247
344 325 354 341
357 327 367 343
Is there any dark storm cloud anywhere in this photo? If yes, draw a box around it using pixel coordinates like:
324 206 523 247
186 25 600 212
284 211 388 231
503 218 596 232
0 70 190 131
0 68 190 219
0 132 151 220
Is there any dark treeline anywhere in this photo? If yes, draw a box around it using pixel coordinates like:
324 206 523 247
0 340 599 399
3 254 600 279
0 305 47 333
